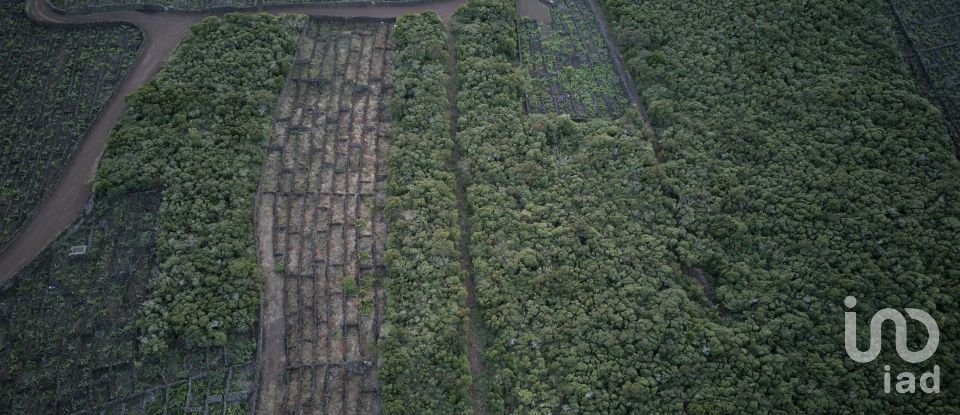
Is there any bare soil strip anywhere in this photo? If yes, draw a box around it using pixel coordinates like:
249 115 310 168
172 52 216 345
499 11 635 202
0 0 468 286
254 18 394 415
447 24 489 415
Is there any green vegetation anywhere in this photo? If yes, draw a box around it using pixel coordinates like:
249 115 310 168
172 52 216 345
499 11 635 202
0 193 161 412
452 1 723 412
0 191 261 414
0 0 141 250
95 13 303 351
379 11 473 415
597 0 960 412
53 0 424 13
518 0 628 119
0 13 300 414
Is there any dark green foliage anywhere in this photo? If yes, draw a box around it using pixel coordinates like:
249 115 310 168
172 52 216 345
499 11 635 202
599 0 960 412
0 190 261 414
95 13 303 350
0 0 141 250
380 12 473 414
450 1 735 413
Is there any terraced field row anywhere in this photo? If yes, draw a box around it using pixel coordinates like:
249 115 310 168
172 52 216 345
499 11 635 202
255 18 393 415
0 0 141 250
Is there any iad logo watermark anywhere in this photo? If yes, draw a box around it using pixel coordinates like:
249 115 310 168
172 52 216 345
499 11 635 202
844 296 940 393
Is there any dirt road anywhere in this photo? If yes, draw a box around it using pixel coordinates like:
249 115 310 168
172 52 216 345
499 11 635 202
0 0 467 286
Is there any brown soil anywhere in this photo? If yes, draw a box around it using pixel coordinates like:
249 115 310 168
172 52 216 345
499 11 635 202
254 19 394 414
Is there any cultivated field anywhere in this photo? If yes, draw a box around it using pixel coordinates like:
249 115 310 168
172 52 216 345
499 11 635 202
52 0 430 13
255 18 393 415
0 193 159 413
517 0 628 119
0 192 260 415
0 0 141 251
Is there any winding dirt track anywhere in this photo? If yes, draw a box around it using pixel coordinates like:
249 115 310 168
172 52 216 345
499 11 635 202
0 0 467 286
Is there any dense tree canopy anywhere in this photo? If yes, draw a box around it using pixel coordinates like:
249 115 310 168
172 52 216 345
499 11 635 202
95 13 303 351
599 0 960 412
380 12 473 414
449 1 738 413
395 0 960 413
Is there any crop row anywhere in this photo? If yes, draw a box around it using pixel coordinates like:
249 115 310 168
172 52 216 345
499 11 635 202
516 0 628 120
254 17 394 415
0 192 161 413
262 0 423 5
0 0 141 251
53 0 423 13
0 191 257 415
378 11 473 415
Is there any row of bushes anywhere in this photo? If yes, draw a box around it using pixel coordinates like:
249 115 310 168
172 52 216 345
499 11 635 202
94 13 304 351
380 12 473 414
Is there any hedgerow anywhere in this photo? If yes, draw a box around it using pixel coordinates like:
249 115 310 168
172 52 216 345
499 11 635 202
380 12 473 414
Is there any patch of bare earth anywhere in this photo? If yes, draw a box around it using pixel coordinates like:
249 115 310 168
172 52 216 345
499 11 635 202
255 18 394 415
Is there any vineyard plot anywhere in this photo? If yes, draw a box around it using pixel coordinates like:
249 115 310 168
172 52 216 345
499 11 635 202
0 0 141 251
889 0 960 149
256 18 393 415
0 193 159 413
517 0 629 120
0 191 260 415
